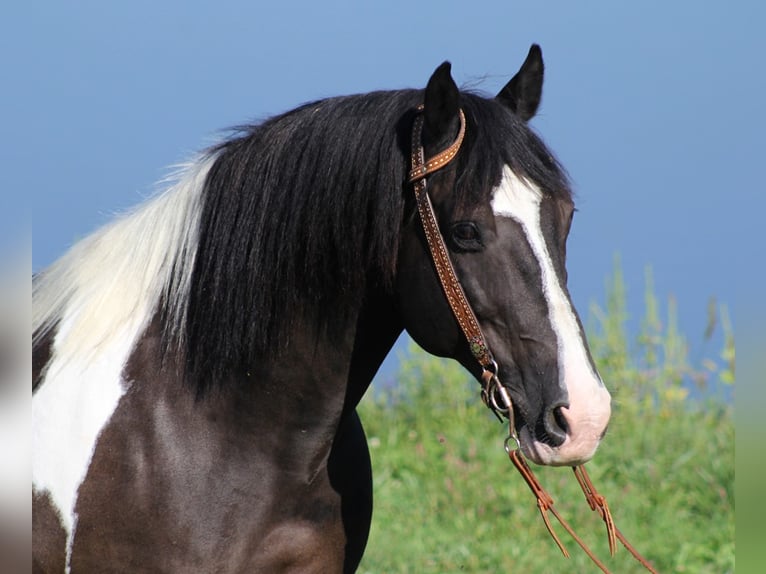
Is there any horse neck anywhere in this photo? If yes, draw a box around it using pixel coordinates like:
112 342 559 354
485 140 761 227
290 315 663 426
126 284 401 469
343 286 403 413
239 283 402 421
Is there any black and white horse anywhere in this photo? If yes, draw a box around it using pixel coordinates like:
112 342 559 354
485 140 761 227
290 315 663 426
33 45 610 572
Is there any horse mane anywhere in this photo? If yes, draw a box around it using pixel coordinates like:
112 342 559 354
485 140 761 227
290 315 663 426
181 91 421 391
33 86 571 396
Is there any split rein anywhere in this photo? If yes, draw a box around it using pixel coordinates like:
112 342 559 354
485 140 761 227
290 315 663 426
408 105 658 574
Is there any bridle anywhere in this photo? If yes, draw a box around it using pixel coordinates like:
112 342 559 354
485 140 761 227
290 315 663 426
408 106 515 426
408 105 659 574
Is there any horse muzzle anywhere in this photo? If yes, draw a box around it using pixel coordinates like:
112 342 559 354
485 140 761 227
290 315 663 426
518 386 612 467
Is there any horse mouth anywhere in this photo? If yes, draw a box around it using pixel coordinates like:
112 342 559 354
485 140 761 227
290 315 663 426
516 421 601 467
518 426 562 465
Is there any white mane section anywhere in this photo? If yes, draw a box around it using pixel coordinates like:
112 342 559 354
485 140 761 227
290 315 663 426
33 153 216 362
32 153 217 570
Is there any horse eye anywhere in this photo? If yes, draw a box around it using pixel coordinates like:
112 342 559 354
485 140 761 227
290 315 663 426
450 221 483 252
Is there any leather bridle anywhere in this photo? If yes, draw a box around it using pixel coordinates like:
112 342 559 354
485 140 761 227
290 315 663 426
408 105 658 573
408 106 515 426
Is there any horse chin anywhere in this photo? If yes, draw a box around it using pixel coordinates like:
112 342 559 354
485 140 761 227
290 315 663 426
517 425 595 467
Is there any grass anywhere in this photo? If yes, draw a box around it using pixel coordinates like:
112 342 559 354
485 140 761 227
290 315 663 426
356 264 734 573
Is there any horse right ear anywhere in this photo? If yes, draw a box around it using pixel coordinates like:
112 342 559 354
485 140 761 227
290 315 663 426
423 61 461 144
496 44 544 121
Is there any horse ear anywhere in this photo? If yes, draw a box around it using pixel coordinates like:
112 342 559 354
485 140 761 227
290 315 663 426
423 61 461 142
496 44 544 121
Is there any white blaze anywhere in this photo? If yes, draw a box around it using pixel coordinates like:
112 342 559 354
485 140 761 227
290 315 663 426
491 165 610 465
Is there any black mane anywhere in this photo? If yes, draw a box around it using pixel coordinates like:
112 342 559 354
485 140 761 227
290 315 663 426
175 89 570 393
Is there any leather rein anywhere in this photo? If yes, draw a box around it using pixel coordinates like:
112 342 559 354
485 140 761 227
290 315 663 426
408 105 658 573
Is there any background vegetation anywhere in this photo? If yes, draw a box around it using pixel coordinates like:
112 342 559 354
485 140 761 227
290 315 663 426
357 265 734 573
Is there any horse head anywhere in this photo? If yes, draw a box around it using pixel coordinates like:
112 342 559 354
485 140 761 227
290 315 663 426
396 46 611 466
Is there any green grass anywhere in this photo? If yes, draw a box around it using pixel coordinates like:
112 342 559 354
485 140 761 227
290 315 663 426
357 265 734 573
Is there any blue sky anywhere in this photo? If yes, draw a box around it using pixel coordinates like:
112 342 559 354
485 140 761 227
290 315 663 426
7 1 762 381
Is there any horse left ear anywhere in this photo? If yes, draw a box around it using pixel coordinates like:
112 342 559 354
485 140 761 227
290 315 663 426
423 61 461 142
497 44 544 121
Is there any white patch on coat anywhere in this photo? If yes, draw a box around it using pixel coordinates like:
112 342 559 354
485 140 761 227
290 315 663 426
32 318 133 571
491 165 611 465
32 153 217 571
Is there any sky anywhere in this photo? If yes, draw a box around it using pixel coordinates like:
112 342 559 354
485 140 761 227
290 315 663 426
6 1 762 385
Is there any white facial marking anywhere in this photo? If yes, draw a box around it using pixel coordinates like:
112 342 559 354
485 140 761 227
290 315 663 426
491 165 611 465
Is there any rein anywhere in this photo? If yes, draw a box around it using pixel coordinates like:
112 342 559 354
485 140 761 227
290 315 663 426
408 105 658 573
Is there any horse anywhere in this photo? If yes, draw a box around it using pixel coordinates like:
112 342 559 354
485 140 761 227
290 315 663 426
32 45 611 573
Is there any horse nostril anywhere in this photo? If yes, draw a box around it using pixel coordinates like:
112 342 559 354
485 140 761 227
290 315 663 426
536 404 569 447
553 405 569 435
